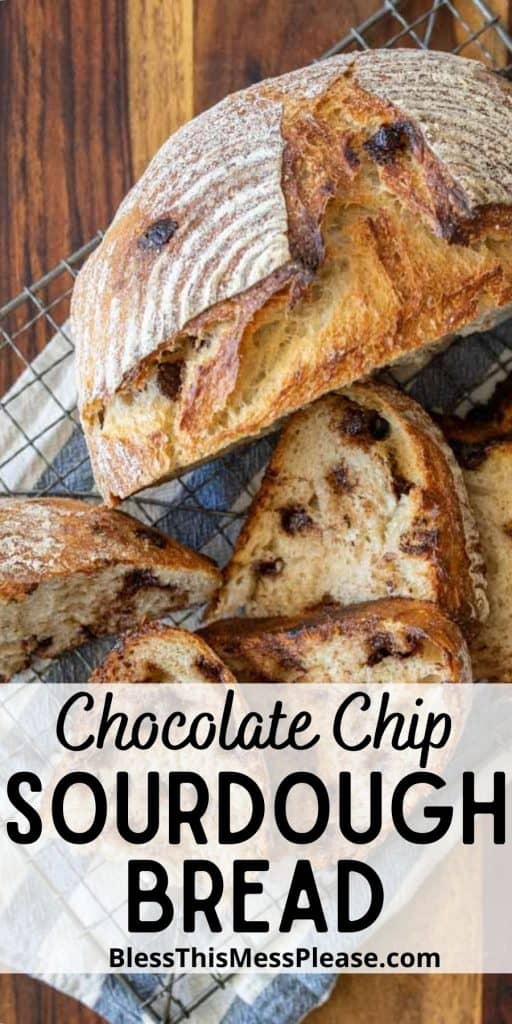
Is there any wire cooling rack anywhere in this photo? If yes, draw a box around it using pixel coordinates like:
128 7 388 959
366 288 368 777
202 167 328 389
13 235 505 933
2 0 512 1020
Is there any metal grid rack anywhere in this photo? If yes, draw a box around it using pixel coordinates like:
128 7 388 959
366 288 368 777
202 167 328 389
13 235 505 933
2 0 512 1019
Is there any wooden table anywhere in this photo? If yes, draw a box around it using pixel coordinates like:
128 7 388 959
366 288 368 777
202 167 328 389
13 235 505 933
1 1 511 1021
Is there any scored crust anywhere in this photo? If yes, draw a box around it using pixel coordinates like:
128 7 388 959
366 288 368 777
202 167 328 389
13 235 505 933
71 50 512 503
206 382 487 635
0 498 220 680
90 622 235 684
200 598 472 683
440 378 512 682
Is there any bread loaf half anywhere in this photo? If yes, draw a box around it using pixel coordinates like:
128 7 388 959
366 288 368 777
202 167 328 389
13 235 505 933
72 50 512 504
0 498 220 680
207 383 487 633
441 378 512 681
90 622 235 683
201 598 471 683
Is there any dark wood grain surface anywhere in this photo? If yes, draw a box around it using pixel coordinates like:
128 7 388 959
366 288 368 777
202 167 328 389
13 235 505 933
1 0 512 1021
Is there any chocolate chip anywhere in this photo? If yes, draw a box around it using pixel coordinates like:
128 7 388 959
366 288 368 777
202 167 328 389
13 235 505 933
339 407 368 436
195 656 225 682
138 218 178 251
392 473 413 498
120 569 176 599
369 413 390 440
34 636 53 655
329 461 353 492
452 440 488 470
134 525 167 549
279 506 314 534
400 527 439 555
253 557 285 576
79 625 96 643
157 360 184 400
338 404 390 440
363 120 415 164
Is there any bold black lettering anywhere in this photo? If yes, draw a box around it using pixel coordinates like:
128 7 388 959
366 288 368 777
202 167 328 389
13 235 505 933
56 691 94 751
275 773 329 843
392 772 452 843
337 860 384 932
339 771 382 843
332 692 371 751
280 860 327 932
168 773 209 844
117 772 159 843
462 771 506 844
233 860 269 932
52 772 107 843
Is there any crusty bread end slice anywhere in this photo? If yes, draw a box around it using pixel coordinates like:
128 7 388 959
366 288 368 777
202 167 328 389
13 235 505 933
441 379 512 682
0 498 221 680
201 598 471 683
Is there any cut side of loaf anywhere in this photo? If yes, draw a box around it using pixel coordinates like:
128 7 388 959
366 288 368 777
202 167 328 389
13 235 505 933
207 382 487 634
0 498 221 681
441 381 512 681
72 50 512 503
201 598 472 683
90 623 235 683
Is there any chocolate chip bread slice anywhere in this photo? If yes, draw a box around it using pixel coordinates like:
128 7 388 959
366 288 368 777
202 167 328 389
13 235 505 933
0 498 220 681
201 598 471 683
441 379 512 681
207 382 487 634
90 622 235 683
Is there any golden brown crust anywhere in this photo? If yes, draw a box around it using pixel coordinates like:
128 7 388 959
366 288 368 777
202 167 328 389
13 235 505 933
439 377 512 681
200 597 472 683
90 622 235 684
0 497 220 603
72 51 512 503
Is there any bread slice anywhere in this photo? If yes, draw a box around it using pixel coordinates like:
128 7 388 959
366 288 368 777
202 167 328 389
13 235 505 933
207 382 487 634
441 379 512 681
72 51 512 504
90 622 235 683
0 498 220 681
201 598 471 683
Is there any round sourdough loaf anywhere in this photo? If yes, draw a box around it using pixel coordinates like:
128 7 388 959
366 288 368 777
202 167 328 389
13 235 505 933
72 50 512 503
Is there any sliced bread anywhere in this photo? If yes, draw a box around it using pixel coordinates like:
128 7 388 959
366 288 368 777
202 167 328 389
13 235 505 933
441 379 512 681
0 498 220 680
201 598 471 683
207 383 487 633
90 622 235 683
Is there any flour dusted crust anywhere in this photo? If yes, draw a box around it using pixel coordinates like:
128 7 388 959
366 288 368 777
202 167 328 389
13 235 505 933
0 498 220 680
201 598 472 683
206 382 488 634
441 378 512 681
90 622 235 683
72 50 512 503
